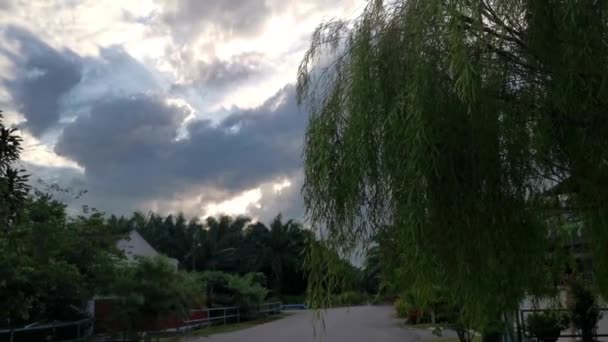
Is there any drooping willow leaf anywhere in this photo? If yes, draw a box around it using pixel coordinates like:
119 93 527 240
298 0 608 327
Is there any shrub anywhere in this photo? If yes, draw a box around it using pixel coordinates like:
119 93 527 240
111 256 203 335
334 291 368 306
526 312 569 342
281 294 306 304
394 297 430 323
199 271 268 319
568 281 602 342
395 297 409 318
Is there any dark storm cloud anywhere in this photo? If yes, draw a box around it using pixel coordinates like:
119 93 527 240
55 85 306 208
178 85 304 190
162 0 271 41
56 94 187 171
1 26 82 136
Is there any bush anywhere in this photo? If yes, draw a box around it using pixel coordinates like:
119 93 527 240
199 271 268 319
526 312 569 342
394 296 431 323
281 294 306 304
111 256 203 334
333 291 368 306
395 297 409 318
568 280 602 342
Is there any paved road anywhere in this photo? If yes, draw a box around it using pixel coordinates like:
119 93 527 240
192 305 446 342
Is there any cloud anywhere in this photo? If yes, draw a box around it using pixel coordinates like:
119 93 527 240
0 0 13 10
55 94 188 182
249 171 305 221
0 0 368 221
1 25 82 136
54 85 306 217
173 52 268 90
161 0 271 42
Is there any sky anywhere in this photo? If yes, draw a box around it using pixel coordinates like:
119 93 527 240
0 0 365 222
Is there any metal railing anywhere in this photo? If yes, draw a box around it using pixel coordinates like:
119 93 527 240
182 302 283 330
184 306 241 328
0 319 91 342
259 302 282 315
282 303 307 310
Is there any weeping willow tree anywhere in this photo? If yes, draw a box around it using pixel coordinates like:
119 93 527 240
298 0 608 328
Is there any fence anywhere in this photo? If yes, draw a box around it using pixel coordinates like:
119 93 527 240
184 306 241 328
1 302 284 341
282 303 307 310
145 302 284 340
519 308 608 340
259 302 282 315
0 319 91 342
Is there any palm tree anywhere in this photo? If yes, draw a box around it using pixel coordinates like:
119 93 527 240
200 215 249 271
266 214 305 294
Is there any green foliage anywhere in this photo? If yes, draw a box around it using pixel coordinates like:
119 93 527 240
394 297 410 319
199 271 267 306
394 290 440 323
112 212 310 297
0 116 126 327
333 291 369 306
526 312 569 342
568 280 602 342
111 256 202 331
304 239 364 309
297 0 608 328
199 271 268 319
362 245 381 294
0 192 122 327
281 294 307 304
0 112 29 228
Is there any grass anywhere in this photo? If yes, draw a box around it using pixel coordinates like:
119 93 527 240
159 313 290 341
404 323 446 329
402 322 482 342
430 336 481 342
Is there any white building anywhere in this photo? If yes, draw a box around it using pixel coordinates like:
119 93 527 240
116 229 179 270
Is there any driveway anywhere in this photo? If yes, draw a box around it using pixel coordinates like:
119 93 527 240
192 305 448 342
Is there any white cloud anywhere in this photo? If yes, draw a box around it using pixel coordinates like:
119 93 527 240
19 131 84 171
0 0 365 220
273 179 292 193
204 187 263 218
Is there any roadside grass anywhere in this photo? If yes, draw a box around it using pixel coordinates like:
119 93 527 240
402 322 481 342
404 323 446 329
430 336 481 342
159 313 290 341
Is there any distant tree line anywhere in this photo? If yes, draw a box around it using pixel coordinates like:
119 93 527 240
106 212 312 297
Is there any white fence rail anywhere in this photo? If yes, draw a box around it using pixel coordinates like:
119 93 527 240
184 306 241 327
259 302 282 315
0 319 91 342
178 302 284 333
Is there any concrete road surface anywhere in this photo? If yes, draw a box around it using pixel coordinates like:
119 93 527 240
192 305 448 342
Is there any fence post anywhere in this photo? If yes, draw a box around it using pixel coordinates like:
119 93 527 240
237 307 240 323
223 308 227 325
9 329 13 342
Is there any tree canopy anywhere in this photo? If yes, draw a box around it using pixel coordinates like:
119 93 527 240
125 212 312 296
297 0 608 327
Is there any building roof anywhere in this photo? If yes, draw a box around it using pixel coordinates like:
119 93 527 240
116 230 179 269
